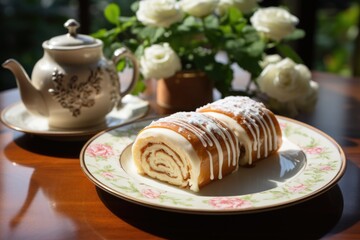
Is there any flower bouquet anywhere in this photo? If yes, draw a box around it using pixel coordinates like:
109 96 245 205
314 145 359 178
93 0 318 116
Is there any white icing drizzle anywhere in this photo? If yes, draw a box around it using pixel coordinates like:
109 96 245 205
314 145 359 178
264 113 273 152
254 115 268 157
197 96 279 165
222 126 239 167
265 113 278 150
150 112 238 180
196 122 225 179
168 118 211 147
242 119 257 165
207 151 214 180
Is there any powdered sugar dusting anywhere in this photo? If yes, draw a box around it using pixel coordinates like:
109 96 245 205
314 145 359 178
198 96 266 118
153 112 225 134
197 96 279 165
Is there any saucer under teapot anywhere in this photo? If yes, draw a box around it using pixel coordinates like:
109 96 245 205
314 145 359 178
3 19 139 129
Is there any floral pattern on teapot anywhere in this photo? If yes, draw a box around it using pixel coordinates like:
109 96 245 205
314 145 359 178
48 66 119 117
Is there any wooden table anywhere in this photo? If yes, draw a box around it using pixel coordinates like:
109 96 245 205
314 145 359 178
0 72 359 239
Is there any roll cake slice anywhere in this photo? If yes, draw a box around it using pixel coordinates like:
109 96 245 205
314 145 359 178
197 96 282 166
131 112 240 192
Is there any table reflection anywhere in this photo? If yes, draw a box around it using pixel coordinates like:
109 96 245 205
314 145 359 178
2 135 84 239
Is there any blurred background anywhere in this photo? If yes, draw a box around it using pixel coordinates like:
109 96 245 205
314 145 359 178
0 0 359 91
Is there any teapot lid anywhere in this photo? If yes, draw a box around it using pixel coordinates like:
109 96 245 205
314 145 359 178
46 19 97 48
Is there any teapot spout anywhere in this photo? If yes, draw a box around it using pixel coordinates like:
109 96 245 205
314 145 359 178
2 59 48 117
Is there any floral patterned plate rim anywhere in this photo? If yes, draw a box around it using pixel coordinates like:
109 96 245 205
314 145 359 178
1 95 149 140
80 116 346 214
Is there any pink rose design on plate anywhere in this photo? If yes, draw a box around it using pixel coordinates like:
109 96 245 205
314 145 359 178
102 171 116 179
319 165 332 171
208 197 252 209
288 183 307 193
279 122 287 129
304 146 324 155
141 188 161 199
87 143 114 158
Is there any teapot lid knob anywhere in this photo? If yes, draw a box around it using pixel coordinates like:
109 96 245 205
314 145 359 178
64 19 80 37
45 19 99 48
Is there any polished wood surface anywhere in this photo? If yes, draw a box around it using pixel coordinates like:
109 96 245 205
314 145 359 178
1 72 359 239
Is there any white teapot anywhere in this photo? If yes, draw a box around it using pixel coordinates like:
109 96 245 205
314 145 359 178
3 19 139 129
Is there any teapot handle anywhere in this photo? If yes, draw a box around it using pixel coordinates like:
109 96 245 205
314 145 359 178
112 47 139 97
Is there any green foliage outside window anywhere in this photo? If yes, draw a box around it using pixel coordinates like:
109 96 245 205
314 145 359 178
0 1 359 92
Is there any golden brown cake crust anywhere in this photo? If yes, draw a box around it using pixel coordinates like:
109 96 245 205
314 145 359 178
197 96 282 165
135 112 240 189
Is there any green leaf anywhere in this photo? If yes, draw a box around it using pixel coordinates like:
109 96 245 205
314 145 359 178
276 44 303 64
219 25 232 34
246 41 266 57
204 15 219 29
228 7 243 24
209 63 233 97
134 44 146 58
116 59 127 72
120 16 136 30
233 21 247 34
105 3 121 25
91 28 108 39
130 1 140 12
235 56 262 79
131 78 146 95
284 29 306 41
182 16 199 28
225 39 263 78
137 26 165 43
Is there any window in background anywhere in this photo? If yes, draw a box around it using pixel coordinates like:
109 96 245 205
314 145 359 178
1 0 359 92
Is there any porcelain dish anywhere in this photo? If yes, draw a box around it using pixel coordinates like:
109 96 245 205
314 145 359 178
80 116 346 214
1 95 149 140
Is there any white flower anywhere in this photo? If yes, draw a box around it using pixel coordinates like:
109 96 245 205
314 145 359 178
140 43 182 79
259 54 282 68
217 0 233 15
257 58 311 102
180 0 219 18
257 57 318 116
217 0 259 15
136 0 183 28
250 7 298 41
295 80 319 112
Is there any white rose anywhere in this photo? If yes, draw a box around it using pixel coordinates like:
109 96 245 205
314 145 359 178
180 0 219 18
218 0 259 15
136 0 183 28
257 58 311 102
295 80 319 112
140 43 182 79
217 0 233 15
259 54 282 69
250 7 299 41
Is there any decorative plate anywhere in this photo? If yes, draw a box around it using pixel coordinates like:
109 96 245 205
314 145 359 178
80 116 346 214
1 95 149 140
